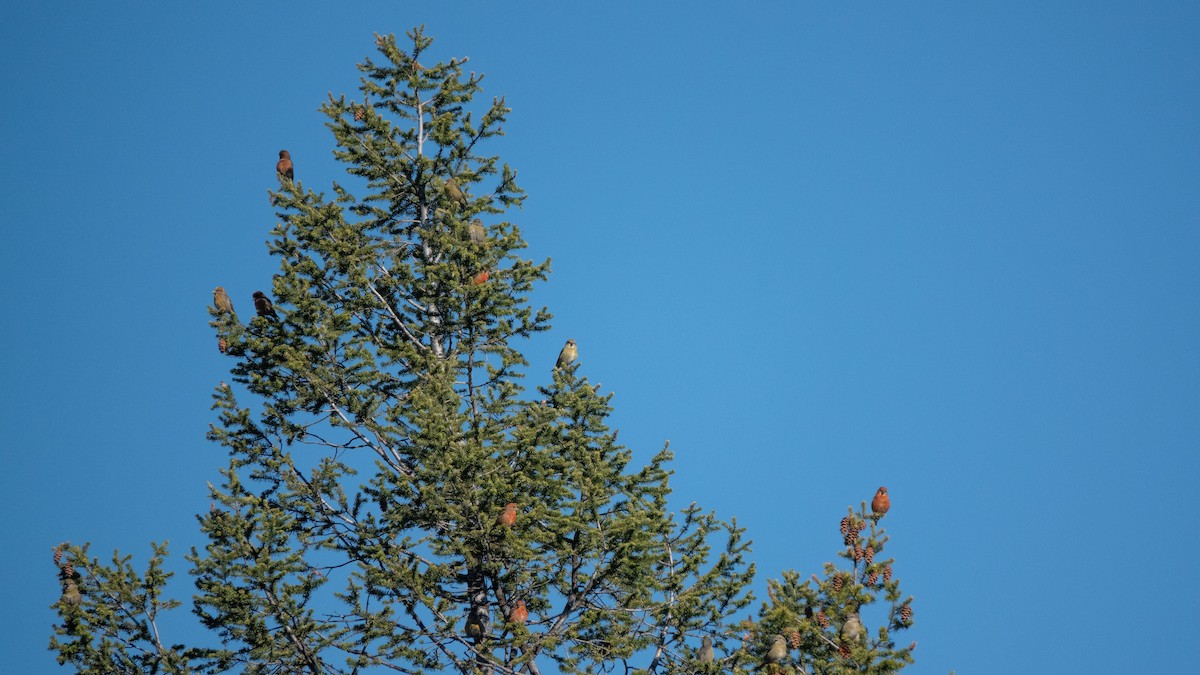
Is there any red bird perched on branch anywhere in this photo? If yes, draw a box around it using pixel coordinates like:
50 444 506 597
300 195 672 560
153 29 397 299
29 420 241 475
276 150 294 182
508 600 528 625
871 487 890 517
252 291 279 319
495 503 517 528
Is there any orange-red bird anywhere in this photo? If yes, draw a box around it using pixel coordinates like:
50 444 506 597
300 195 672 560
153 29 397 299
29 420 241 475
508 600 528 624
276 150 294 182
495 503 517 528
871 487 890 517
471 270 490 286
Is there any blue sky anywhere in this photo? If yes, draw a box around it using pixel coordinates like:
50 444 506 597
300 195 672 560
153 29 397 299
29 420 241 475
3 2 1198 672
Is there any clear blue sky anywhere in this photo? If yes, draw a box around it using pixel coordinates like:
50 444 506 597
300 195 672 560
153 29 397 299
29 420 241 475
3 2 1198 672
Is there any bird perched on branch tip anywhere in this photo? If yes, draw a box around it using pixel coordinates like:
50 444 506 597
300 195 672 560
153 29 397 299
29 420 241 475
555 339 577 370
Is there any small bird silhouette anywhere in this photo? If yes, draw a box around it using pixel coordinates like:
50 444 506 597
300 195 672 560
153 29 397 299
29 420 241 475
445 177 467 208
252 291 279 319
495 502 517 528
871 487 890 517
508 600 528 624
698 635 715 663
555 339 577 369
213 287 235 316
842 611 864 644
276 150 294 182
59 579 82 607
469 219 487 243
766 634 788 664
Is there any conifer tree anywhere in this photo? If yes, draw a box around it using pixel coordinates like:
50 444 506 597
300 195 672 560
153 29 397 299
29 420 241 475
49 28 918 675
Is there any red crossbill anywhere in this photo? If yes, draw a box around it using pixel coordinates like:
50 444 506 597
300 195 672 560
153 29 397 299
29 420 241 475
871 487 890 517
495 503 517 528
252 291 279 319
276 150 294 182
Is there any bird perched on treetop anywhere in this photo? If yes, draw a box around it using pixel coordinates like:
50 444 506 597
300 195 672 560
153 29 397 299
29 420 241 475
555 339 577 369
445 177 467 208
495 503 517 528
766 634 788 664
508 600 528 624
59 578 82 607
252 291 279 319
276 150 294 182
871 487 890 517
698 635 715 663
213 287 235 316
842 610 864 644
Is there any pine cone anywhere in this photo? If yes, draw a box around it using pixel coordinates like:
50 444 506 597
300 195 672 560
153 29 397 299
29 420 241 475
354 106 365 121
853 543 864 563
884 565 893 583
900 603 913 624
789 630 801 649
864 546 875 564
62 562 74 577
843 531 857 546
838 644 852 659
831 574 843 593
816 611 830 629
840 516 851 537
865 570 879 586
53 547 62 565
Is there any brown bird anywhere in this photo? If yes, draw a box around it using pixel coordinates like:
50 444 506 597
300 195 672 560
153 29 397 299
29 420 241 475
213 286 235 315
252 291 279 319
495 502 517 528
555 339 578 369
698 635 715 663
469 219 487 243
59 578 82 607
871 487 890 517
842 610 864 644
217 336 227 353
445 177 467 207
508 600 528 625
464 613 484 638
766 634 788 664
276 150 294 182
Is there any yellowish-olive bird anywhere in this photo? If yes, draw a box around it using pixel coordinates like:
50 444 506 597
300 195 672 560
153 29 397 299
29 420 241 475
766 634 788 664
555 339 577 369
698 635 715 664
213 286 235 316
469 219 487 243
445 177 467 208
60 578 82 607
842 610 864 644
